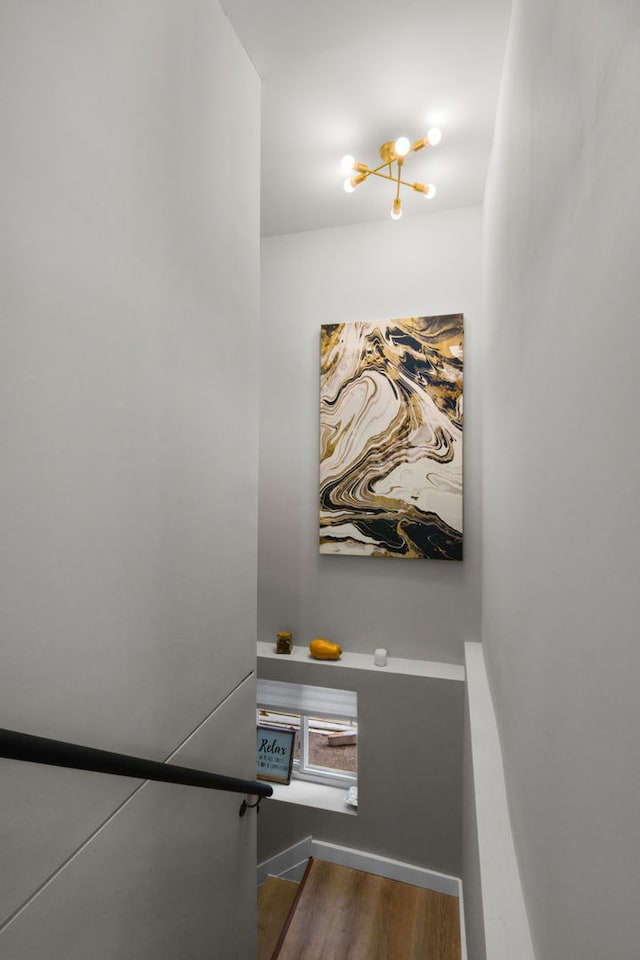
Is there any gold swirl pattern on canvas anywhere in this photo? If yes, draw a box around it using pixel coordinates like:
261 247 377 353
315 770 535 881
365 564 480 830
320 315 463 560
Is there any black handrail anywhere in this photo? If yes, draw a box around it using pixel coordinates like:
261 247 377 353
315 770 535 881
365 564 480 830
0 727 272 816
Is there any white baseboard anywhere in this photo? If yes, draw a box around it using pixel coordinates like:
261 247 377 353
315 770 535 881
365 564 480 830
275 859 310 884
257 836 312 889
310 840 461 898
257 837 467 960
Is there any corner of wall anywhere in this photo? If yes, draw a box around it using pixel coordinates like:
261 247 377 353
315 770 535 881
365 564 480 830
462 643 535 960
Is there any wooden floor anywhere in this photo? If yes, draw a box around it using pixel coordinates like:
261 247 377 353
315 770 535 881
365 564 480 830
272 859 461 960
258 876 300 960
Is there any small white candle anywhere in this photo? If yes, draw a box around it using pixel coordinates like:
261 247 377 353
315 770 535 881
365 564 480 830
374 648 387 667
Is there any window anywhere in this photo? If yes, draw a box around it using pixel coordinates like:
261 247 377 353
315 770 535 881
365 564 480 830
257 679 357 789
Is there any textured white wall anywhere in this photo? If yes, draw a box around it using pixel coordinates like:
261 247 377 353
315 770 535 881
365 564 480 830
0 2 260 956
259 207 483 665
481 1 640 957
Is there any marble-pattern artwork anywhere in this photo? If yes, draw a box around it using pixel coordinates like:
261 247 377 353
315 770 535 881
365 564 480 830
319 315 463 560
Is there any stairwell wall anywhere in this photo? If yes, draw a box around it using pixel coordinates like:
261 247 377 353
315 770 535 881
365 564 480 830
0 2 260 957
475 1 640 958
259 206 483 666
257 656 464 878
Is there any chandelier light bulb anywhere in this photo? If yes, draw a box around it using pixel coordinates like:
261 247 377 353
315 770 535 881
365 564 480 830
426 127 442 146
394 136 411 157
413 182 436 199
390 198 403 220
344 173 367 193
340 154 356 175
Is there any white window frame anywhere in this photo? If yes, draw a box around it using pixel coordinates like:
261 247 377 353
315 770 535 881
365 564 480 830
257 679 357 789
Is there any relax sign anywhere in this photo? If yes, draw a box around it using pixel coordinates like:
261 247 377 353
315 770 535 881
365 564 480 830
256 725 295 784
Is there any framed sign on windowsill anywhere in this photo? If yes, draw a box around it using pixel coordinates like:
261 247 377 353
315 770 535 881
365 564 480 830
257 725 296 785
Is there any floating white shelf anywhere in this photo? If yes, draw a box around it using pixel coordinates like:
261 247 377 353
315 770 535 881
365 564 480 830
257 641 465 682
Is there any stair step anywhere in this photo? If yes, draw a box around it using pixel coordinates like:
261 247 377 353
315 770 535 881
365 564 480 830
273 858 461 960
257 876 300 960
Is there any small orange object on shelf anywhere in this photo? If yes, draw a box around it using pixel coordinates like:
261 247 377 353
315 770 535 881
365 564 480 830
309 638 342 660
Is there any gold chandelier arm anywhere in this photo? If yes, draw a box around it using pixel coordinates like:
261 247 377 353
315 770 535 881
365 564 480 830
395 159 403 202
366 169 418 189
366 158 398 177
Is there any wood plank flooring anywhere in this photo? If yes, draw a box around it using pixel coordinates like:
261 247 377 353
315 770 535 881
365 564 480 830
273 859 461 960
258 876 300 960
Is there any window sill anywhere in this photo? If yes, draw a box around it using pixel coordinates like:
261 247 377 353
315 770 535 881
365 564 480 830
265 777 358 815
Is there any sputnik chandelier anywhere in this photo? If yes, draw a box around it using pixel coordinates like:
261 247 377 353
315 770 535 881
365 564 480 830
341 127 442 220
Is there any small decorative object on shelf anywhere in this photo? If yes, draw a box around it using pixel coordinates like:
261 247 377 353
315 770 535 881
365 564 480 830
309 638 342 660
374 648 387 667
276 631 293 655
256 725 295 784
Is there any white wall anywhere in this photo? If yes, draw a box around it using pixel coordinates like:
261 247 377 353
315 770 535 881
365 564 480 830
257 655 464 877
480 1 640 957
259 207 483 665
462 643 534 960
461 692 486 960
0 2 260 957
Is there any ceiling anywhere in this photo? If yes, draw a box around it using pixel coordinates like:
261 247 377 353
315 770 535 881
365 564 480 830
220 0 512 237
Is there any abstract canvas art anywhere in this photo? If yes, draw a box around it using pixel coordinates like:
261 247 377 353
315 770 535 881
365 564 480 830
319 314 463 560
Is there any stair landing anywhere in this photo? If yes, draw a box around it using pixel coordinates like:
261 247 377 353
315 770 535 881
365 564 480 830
272 858 461 960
